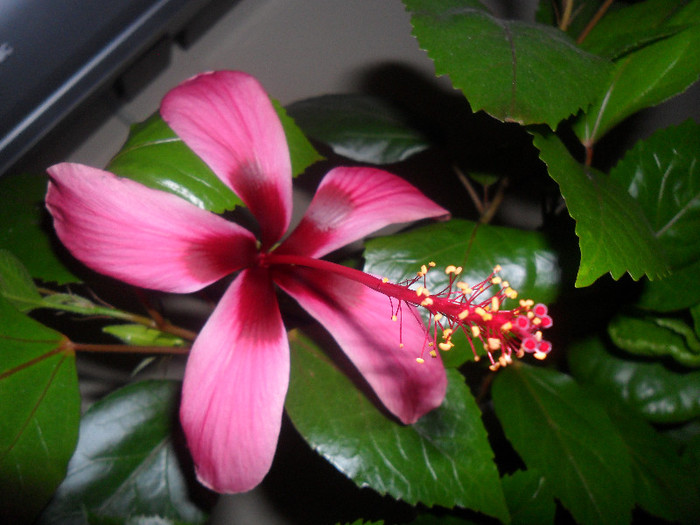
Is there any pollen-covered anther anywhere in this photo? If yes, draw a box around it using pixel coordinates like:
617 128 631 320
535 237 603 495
434 313 443 322
534 351 547 360
381 277 389 283
458 309 470 320
500 321 512 331
475 307 493 321
498 355 509 368
491 276 502 285
471 325 480 338
504 287 518 299
391 315 398 322
445 265 463 275
491 296 500 312
416 357 425 364
429 349 437 358
415 286 430 297
421 297 434 306
438 341 454 351
489 363 500 371
456 281 473 294
487 337 501 351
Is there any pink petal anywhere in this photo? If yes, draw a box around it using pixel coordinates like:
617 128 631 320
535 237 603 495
46 163 257 293
275 266 446 424
161 71 292 248
278 167 449 258
180 268 289 493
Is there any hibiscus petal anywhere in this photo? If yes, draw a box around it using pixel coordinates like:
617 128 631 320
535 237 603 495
278 167 449 258
161 71 292 248
46 163 257 293
275 266 446 424
180 268 289 493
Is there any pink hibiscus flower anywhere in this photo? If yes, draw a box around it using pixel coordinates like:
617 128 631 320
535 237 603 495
46 71 450 493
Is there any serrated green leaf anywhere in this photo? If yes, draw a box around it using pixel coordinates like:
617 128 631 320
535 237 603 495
286 331 509 521
501 470 555 525
102 324 185 347
38 380 210 525
0 296 80 523
609 314 700 367
0 249 42 311
532 130 669 286
574 10 700 145
404 0 613 127
286 94 430 164
568 337 700 423
609 120 700 270
602 398 700 523
0 173 80 284
492 364 634 525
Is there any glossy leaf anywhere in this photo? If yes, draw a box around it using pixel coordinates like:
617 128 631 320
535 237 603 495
574 4 700 145
107 104 321 213
533 130 669 286
568 337 700 423
609 120 700 270
492 363 634 525
286 331 509 522
603 398 700 523
404 0 613 127
102 324 186 347
0 296 80 523
0 173 80 284
286 94 430 164
609 314 700 367
0 249 42 312
501 470 555 525
39 380 210 525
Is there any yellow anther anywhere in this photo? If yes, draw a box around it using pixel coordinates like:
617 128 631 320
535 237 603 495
421 297 434 306
527 311 535 319
532 317 542 326
489 363 500 371
428 341 434 346
434 313 443 322
445 265 458 274
415 286 430 297
438 341 454 351
399 343 404 348
474 355 481 362
382 277 389 283
487 337 502 351
501 280 510 288
429 350 437 358
471 325 480 338
493 264 502 273
498 355 509 367
504 353 513 364
392 315 398 322
516 349 525 358
458 309 470 320
534 351 547 360
491 296 500 312
491 276 502 285
505 287 518 299
500 321 513 332
475 307 493 321
416 357 425 364
421 264 428 275
442 328 454 339
429 261 436 267
455 266 463 275
456 282 473 294
535 331 543 341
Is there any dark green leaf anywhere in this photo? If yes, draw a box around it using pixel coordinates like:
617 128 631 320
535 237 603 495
286 94 430 164
102 324 185 347
637 257 700 311
603 398 700 523
574 7 700 145
0 173 80 284
364 219 560 367
501 470 555 525
0 249 42 312
609 120 700 270
0 296 80 523
692 303 700 337
609 314 700 367
273 100 324 176
404 0 613 127
568 337 700 423
286 331 509 521
580 0 693 59
535 0 605 38
532 130 669 286
492 364 634 525
39 380 210 525
106 113 240 213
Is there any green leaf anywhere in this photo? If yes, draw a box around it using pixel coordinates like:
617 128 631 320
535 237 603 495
501 470 555 525
532 130 669 286
364 219 560 367
602 398 700 523
574 7 700 145
492 364 634 525
404 0 613 127
286 94 430 164
274 100 324 176
0 173 80 284
580 0 693 59
38 380 210 525
637 257 700 311
106 113 240 213
0 296 80 523
286 331 509 522
609 314 700 367
0 249 42 312
609 120 700 271
568 337 700 423
102 324 185 347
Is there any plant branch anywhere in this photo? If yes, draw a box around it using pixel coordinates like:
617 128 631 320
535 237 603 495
69 341 190 355
577 0 615 44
